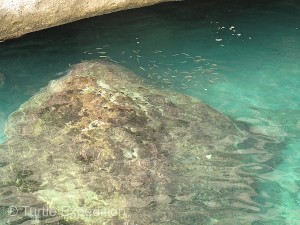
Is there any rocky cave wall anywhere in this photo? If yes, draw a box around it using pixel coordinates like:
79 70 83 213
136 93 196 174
0 0 174 41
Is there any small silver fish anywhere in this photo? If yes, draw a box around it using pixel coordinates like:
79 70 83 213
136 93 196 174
182 53 190 56
107 58 119 64
139 66 146 71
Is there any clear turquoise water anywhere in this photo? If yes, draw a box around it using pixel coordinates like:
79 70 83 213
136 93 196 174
1 0 300 223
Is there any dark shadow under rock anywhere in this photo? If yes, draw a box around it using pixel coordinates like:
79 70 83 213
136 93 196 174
0 61 282 224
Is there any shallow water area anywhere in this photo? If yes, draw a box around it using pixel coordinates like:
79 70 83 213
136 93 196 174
1 0 300 224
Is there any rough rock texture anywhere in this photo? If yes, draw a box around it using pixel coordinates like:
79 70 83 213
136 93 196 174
0 0 172 41
0 61 281 224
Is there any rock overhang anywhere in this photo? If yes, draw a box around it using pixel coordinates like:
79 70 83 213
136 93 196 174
0 0 176 41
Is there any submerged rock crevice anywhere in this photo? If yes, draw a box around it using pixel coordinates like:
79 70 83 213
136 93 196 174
0 61 282 224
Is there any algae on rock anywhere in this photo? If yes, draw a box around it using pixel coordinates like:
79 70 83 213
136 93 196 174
0 61 280 224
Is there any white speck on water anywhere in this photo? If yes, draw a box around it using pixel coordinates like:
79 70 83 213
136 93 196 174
216 39 222 42
206 154 212 159
237 33 241 36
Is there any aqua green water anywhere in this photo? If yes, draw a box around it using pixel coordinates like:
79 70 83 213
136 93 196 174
1 0 300 224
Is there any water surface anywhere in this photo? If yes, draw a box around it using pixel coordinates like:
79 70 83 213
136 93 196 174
0 0 300 224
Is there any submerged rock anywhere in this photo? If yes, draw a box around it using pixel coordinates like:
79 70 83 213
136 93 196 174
0 0 172 41
0 61 281 224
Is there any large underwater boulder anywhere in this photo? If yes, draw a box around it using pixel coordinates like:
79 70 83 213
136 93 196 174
0 0 172 41
0 61 280 224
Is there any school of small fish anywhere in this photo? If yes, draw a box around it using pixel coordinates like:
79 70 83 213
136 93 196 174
81 38 222 90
